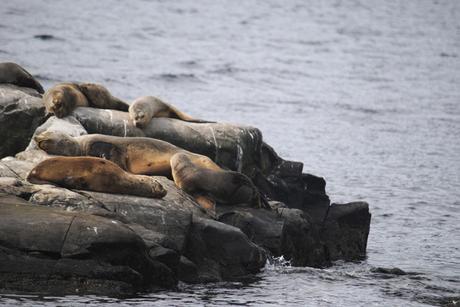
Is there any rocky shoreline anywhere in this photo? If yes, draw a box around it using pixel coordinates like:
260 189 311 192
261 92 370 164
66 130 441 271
0 64 371 296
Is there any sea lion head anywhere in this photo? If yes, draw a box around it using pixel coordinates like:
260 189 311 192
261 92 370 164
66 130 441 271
129 107 149 128
34 131 81 156
44 88 68 118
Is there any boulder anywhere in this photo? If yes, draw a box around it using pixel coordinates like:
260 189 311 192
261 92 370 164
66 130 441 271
0 194 176 295
183 216 267 282
217 206 328 267
321 202 371 262
0 84 47 158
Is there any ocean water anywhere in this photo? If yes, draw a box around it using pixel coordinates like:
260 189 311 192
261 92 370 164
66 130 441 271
0 0 459 305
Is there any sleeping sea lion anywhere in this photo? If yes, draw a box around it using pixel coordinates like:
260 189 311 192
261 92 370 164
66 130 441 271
128 96 211 129
27 156 166 198
0 62 44 94
43 82 129 118
170 152 263 208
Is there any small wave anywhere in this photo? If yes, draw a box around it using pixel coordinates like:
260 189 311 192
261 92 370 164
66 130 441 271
33 34 64 41
440 52 458 58
150 73 203 83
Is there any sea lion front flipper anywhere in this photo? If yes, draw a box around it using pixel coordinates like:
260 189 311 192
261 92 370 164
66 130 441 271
193 193 216 214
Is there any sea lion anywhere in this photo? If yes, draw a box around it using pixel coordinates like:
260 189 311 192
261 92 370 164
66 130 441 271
0 62 44 94
170 152 262 208
43 82 129 118
42 83 88 118
34 131 220 177
128 96 211 129
27 156 167 198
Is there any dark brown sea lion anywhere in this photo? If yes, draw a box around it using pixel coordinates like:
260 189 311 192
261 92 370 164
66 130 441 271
27 156 166 198
128 96 211 129
170 152 263 208
43 82 129 118
0 62 44 93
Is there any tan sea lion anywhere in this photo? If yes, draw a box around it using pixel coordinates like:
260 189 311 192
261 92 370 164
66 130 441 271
27 156 167 198
43 82 129 118
0 62 44 94
34 131 220 177
128 96 211 129
170 152 263 208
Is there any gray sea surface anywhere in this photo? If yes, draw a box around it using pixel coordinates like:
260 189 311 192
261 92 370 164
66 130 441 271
1 0 459 306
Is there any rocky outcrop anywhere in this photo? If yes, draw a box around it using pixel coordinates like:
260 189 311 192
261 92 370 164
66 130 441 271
0 63 371 296
0 193 176 296
0 156 268 294
0 84 47 158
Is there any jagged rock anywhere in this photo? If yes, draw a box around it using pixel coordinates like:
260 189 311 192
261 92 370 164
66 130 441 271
183 216 267 282
321 202 371 261
217 206 328 267
178 256 199 283
218 206 284 256
0 84 47 158
0 194 176 295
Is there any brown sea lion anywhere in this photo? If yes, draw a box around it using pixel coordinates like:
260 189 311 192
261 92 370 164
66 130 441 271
34 131 220 177
170 152 262 208
27 156 167 198
128 96 211 129
0 62 44 94
43 82 129 118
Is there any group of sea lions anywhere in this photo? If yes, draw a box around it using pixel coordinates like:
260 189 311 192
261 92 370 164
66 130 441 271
0 62 264 212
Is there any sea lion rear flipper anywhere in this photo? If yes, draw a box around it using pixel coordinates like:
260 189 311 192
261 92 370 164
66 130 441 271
78 83 129 111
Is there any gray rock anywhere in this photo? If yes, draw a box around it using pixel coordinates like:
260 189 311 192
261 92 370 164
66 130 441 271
0 194 176 295
0 84 47 158
183 216 267 282
322 202 371 262
217 206 328 267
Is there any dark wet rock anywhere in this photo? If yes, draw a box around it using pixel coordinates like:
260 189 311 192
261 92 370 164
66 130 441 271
178 256 199 283
218 206 284 256
371 267 409 276
0 84 47 158
322 202 371 262
183 216 267 282
279 207 328 267
0 194 176 295
217 206 328 267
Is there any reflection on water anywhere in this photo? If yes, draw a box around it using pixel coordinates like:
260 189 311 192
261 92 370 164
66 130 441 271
1 0 459 305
